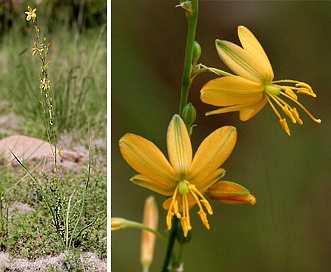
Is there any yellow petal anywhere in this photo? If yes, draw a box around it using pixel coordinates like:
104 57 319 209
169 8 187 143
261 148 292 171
131 174 175 196
189 126 237 183
196 168 226 193
201 76 264 106
238 26 274 82
167 114 192 177
120 133 176 184
239 99 267 121
216 39 270 83
205 102 261 116
207 181 256 205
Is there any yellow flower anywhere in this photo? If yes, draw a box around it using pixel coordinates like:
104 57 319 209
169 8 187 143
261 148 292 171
25 6 37 22
40 77 50 91
32 42 44 56
119 114 255 237
200 26 321 136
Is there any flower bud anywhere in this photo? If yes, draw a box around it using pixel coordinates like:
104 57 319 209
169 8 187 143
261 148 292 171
141 196 158 272
192 41 201 65
182 103 196 128
111 218 127 232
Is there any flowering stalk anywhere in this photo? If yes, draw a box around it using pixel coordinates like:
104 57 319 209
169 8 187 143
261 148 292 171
178 0 199 118
166 0 199 270
25 6 57 159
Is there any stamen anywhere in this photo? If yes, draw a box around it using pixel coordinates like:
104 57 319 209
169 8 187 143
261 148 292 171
181 217 190 237
272 79 300 85
266 95 284 120
295 82 316 97
280 92 321 123
282 104 296 123
280 118 291 136
283 86 298 100
173 200 181 218
296 82 313 91
273 93 303 125
266 95 291 136
166 212 174 230
168 180 216 236
197 210 210 229
200 199 213 215
290 108 303 125
272 79 316 97
297 87 316 97
188 184 213 229
181 193 191 237
166 187 181 230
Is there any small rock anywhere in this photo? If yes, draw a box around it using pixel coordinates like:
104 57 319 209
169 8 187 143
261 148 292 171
0 252 11 272
8 202 35 219
0 135 91 172
0 135 54 165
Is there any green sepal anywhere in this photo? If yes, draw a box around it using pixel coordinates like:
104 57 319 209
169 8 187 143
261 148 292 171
182 103 196 128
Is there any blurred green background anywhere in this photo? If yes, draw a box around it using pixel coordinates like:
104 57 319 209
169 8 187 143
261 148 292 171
112 1 331 271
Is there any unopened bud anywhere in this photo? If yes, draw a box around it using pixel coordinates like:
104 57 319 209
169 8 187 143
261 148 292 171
182 103 196 128
111 218 127 232
141 196 158 272
192 41 201 66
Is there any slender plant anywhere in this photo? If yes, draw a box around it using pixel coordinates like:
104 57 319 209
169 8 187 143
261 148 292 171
21 5 99 252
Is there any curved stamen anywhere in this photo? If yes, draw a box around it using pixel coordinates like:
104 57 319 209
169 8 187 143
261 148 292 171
279 92 321 123
273 79 316 97
269 94 297 123
290 108 303 125
265 94 282 120
187 183 213 229
166 186 181 230
265 94 291 135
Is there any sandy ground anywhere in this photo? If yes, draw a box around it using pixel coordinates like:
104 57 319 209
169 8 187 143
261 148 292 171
0 252 107 271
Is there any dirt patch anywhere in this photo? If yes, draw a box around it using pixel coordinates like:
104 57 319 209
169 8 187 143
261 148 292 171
8 202 35 219
0 252 107 272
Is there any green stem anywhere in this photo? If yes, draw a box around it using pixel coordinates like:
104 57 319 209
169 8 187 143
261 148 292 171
177 242 185 267
165 2 199 271
119 219 167 245
179 0 199 117
161 217 179 272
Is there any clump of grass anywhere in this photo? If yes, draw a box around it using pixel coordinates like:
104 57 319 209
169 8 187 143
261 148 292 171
53 24 106 135
0 157 106 260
